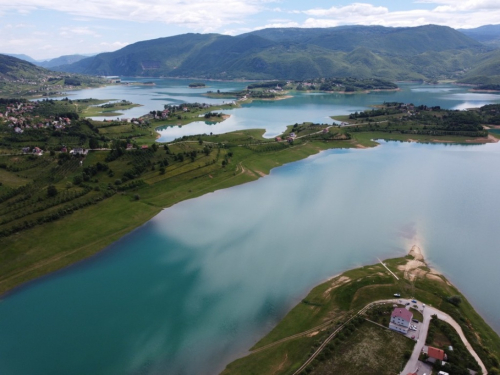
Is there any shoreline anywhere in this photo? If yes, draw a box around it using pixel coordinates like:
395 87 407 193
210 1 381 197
2 137 496 297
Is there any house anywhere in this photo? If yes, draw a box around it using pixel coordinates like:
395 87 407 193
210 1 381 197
61 147 67 153
22 147 30 153
14 127 23 134
427 346 446 361
275 136 282 142
32 147 43 156
389 308 413 334
289 132 296 138
141 145 149 149
70 148 88 156
126 144 133 150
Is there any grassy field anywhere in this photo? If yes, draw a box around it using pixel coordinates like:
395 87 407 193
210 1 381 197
221 252 500 375
308 322 414 375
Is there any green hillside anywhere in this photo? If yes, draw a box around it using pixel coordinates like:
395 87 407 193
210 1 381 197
0 54 107 97
0 54 50 80
56 25 497 81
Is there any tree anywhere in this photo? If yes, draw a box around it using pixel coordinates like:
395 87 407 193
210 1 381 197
73 175 83 185
89 138 99 149
47 185 58 197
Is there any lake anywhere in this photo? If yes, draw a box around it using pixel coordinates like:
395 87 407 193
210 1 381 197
5 81 500 375
42 78 500 141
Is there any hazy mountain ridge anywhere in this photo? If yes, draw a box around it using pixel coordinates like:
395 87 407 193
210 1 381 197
55 25 496 81
39 54 89 69
459 24 500 48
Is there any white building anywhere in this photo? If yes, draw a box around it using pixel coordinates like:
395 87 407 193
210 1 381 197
389 308 413 334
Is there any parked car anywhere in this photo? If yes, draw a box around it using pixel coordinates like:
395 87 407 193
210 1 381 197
412 319 419 323
394 293 401 297
411 299 417 303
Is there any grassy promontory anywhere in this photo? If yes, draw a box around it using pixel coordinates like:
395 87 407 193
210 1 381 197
221 248 500 375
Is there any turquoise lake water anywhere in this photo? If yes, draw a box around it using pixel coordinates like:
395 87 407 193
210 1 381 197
6 81 500 374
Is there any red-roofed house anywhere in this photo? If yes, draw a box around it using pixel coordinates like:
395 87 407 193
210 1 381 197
389 307 413 334
427 346 445 361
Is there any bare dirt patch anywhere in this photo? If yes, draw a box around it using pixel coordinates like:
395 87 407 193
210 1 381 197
324 276 351 296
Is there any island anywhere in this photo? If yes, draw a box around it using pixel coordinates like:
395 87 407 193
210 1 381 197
189 82 206 88
204 78 398 102
222 246 500 375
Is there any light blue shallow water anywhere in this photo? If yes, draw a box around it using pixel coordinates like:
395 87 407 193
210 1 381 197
6 82 500 375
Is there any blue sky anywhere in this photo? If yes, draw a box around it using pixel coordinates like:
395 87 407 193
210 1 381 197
1 0 499 60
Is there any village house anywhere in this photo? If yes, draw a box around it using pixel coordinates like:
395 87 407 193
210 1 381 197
389 307 413 334
425 346 447 363
275 136 282 142
32 147 43 156
70 148 88 156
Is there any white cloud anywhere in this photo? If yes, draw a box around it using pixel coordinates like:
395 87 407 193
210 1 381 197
0 0 268 31
300 2 500 29
60 27 101 37
304 3 388 17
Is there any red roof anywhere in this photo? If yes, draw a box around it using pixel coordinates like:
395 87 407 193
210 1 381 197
428 346 445 361
391 308 413 322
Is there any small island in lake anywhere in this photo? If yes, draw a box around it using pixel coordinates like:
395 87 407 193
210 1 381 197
189 82 206 88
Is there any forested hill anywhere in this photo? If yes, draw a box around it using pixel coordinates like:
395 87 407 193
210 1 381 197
55 24 498 82
0 54 107 97
0 54 51 81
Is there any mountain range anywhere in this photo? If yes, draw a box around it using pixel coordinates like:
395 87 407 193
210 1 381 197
50 25 498 82
3 53 90 69
3 24 500 84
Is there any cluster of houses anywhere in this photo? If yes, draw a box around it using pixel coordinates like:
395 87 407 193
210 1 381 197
388 306 456 375
21 146 88 156
21 146 44 156
1 102 72 134
275 132 297 143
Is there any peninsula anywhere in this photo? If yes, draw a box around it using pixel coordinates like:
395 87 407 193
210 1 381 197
222 246 500 375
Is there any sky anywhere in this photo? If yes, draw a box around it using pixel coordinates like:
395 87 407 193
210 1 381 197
1 0 499 60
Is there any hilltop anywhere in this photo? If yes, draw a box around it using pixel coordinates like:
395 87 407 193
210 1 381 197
56 25 496 82
0 54 107 98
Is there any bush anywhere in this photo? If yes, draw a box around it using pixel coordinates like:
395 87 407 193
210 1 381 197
447 295 462 306
47 185 58 197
